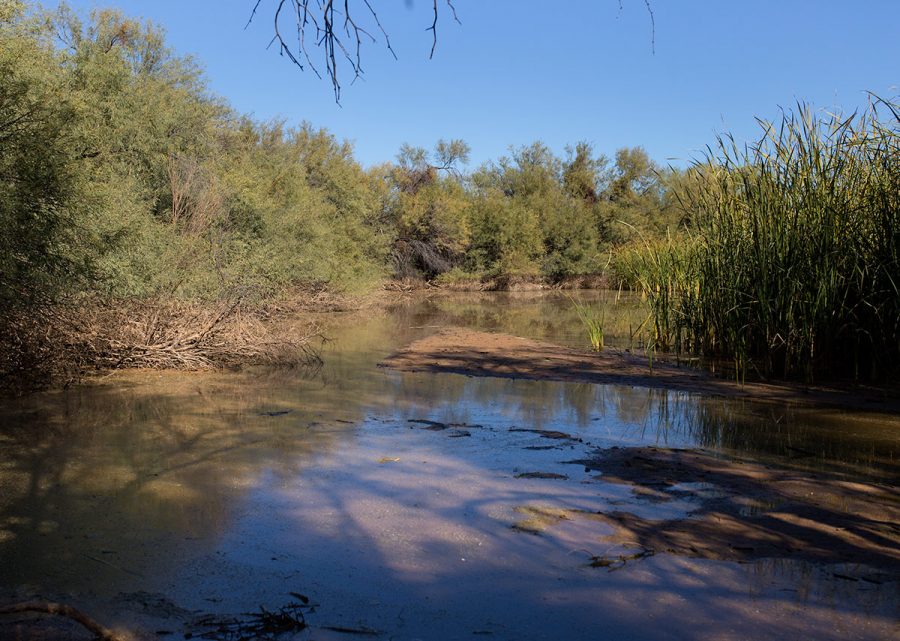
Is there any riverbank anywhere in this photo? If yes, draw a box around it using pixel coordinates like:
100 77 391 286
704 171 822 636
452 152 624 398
7 287 899 409
386 274 610 292
381 327 900 413
0 293 333 396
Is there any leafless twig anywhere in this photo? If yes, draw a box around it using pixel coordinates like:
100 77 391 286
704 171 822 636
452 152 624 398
427 0 460 59
248 0 459 103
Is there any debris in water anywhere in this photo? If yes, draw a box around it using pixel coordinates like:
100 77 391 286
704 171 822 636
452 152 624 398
515 472 569 480
509 428 582 442
186 597 309 641
589 549 655 571
320 623 381 636
408 418 450 430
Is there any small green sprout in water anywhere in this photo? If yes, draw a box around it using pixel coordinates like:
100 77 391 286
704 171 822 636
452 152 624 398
570 297 605 352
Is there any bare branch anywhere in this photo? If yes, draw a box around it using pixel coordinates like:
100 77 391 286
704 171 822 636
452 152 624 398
643 0 655 54
363 0 397 60
246 0 263 30
618 1 656 54
248 0 460 102
446 0 461 26
0 602 124 641
250 2 656 101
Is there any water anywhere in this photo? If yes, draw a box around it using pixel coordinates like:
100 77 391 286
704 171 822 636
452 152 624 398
1 292 897 640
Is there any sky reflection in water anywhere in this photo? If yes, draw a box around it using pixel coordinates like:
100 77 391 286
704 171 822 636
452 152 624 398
0 292 897 639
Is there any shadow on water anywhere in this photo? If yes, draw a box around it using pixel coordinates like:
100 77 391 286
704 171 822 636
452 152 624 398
224 430 899 640
0 291 897 639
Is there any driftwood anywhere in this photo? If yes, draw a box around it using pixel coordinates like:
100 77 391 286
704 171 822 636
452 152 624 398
0 600 126 641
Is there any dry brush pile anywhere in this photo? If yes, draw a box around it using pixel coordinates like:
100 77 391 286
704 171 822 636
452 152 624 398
0 297 322 394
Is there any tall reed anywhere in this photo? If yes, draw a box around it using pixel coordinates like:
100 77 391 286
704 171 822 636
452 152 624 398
623 97 899 381
569 296 605 351
611 232 698 352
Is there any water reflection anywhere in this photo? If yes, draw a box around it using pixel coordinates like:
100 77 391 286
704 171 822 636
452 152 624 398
0 292 898 639
380 289 647 349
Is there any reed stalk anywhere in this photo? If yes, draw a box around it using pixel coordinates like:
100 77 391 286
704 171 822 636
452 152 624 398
618 97 899 382
569 296 605 351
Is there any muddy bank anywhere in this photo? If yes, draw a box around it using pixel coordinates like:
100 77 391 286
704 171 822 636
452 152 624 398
570 446 900 577
381 328 900 412
384 274 609 292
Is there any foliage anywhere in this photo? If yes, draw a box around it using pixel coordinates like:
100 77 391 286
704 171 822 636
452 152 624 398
0 11 91 310
1 3 390 305
570 296 605 351
623 99 900 382
0 0 727 389
611 232 698 350
2 1 685 315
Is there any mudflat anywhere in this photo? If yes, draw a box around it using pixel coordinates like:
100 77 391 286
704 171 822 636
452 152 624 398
383 326 900 580
381 327 900 412
571 446 900 576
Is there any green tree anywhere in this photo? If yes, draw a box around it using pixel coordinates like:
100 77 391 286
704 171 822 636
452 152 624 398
389 139 472 277
597 146 672 244
0 8 93 309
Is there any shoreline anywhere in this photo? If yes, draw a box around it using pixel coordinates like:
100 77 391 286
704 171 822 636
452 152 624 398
5 287 898 408
381 327 900 414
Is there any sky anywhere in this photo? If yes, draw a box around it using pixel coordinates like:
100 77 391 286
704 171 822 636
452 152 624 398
58 0 899 169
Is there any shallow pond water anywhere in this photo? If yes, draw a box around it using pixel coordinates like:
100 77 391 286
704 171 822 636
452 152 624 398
1 292 898 640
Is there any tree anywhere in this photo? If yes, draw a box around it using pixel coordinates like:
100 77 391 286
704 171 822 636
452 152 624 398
0 9 88 310
389 139 471 277
563 142 608 204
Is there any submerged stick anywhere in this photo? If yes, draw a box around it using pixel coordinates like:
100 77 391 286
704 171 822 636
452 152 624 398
0 601 126 641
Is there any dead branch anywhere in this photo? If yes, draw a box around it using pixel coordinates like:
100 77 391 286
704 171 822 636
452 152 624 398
0 296 324 394
249 2 658 101
249 0 456 103
618 0 655 53
0 601 126 641
166 155 225 235
427 0 459 59
79 298 324 371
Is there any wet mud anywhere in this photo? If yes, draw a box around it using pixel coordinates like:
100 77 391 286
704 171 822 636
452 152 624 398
570 446 900 576
382 327 900 412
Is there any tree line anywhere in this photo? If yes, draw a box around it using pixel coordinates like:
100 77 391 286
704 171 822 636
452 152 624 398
4 2 896 388
0 1 697 391
1 0 686 314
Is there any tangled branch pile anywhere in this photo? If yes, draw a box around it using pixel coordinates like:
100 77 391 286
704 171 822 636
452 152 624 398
0 298 322 394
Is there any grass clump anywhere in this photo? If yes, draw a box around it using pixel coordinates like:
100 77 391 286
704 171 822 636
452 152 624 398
570 296 605 351
623 97 899 382
611 232 698 353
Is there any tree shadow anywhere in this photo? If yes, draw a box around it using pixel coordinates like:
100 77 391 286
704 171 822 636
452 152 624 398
0 366 898 640
572 446 900 575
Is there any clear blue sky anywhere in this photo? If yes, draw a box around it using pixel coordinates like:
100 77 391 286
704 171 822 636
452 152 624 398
59 0 898 168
